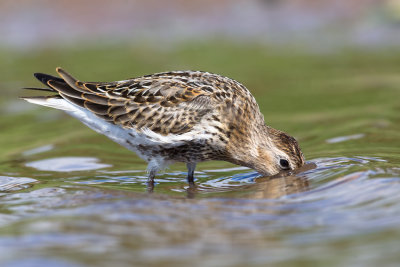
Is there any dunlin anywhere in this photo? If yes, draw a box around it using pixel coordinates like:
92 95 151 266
23 68 304 187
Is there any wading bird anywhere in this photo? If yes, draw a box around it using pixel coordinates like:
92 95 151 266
23 68 304 189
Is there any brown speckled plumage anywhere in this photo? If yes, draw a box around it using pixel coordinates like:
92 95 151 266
23 68 305 188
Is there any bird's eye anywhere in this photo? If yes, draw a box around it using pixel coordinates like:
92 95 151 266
279 159 290 170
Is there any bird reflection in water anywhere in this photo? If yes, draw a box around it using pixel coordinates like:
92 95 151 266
186 162 317 199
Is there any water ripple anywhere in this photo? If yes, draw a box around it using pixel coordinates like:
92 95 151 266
0 176 38 192
1 155 399 266
25 157 112 172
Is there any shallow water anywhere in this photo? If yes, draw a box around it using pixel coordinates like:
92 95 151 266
1 46 400 266
2 125 400 267
1 152 400 267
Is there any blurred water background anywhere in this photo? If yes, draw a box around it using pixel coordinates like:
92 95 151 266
1 1 400 266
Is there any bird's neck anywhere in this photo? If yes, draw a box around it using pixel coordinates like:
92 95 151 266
225 124 276 175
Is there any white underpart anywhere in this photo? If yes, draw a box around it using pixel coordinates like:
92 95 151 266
24 97 216 174
25 98 74 111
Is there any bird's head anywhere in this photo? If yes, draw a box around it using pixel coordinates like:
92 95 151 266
251 127 305 176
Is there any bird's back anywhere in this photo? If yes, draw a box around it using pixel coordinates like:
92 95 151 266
23 68 264 164
28 69 263 134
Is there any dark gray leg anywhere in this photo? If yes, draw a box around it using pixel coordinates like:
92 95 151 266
186 163 196 185
147 169 157 193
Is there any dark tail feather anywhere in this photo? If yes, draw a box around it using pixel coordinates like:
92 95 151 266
48 80 83 98
22 87 55 92
34 73 65 89
22 73 64 94
22 68 84 112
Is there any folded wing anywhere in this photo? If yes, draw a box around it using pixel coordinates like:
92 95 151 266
24 68 215 135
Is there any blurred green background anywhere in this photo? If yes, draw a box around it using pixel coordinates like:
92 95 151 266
2 44 400 163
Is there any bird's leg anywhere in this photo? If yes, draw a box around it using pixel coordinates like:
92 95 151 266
147 168 157 193
146 160 162 193
186 162 197 185
186 163 197 198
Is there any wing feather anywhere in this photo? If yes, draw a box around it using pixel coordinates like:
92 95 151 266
27 68 247 135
